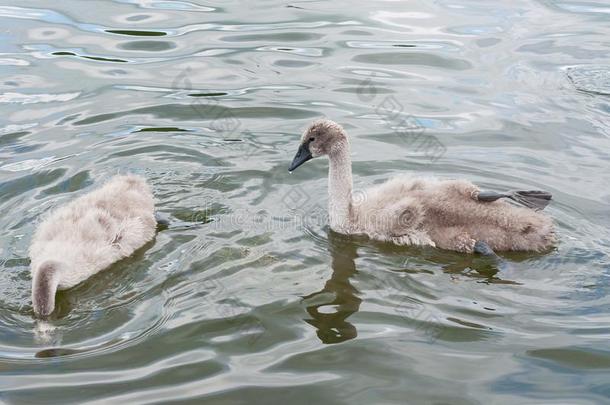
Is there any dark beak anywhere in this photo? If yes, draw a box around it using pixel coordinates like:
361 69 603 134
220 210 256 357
288 142 313 171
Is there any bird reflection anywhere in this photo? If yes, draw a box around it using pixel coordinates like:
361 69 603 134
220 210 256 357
302 230 362 344
302 229 522 344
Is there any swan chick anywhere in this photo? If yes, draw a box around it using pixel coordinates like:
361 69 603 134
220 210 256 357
29 175 156 317
288 119 556 254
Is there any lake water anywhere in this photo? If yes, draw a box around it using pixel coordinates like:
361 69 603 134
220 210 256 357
1 0 609 403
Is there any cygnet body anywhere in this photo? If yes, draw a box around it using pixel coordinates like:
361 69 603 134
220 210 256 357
288 119 556 254
29 175 156 317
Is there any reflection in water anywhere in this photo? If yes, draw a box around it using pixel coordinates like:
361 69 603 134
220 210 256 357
303 231 523 344
33 319 62 347
303 231 361 344
35 347 79 358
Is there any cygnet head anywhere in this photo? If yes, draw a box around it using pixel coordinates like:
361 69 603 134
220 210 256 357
288 119 348 171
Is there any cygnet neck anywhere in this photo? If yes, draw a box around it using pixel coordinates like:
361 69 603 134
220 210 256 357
327 140 353 232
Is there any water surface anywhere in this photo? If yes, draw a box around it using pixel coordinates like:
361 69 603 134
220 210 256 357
1 0 609 403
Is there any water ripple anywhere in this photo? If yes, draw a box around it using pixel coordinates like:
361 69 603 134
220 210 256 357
0 0 609 403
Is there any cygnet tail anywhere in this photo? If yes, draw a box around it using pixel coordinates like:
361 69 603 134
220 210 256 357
32 261 61 317
508 190 552 211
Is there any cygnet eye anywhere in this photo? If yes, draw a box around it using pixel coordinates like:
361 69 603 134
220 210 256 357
309 137 315 142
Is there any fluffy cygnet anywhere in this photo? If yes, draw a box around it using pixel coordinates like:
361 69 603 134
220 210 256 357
29 175 156 317
288 119 555 255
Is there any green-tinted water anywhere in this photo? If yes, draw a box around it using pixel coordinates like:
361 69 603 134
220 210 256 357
1 0 609 403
